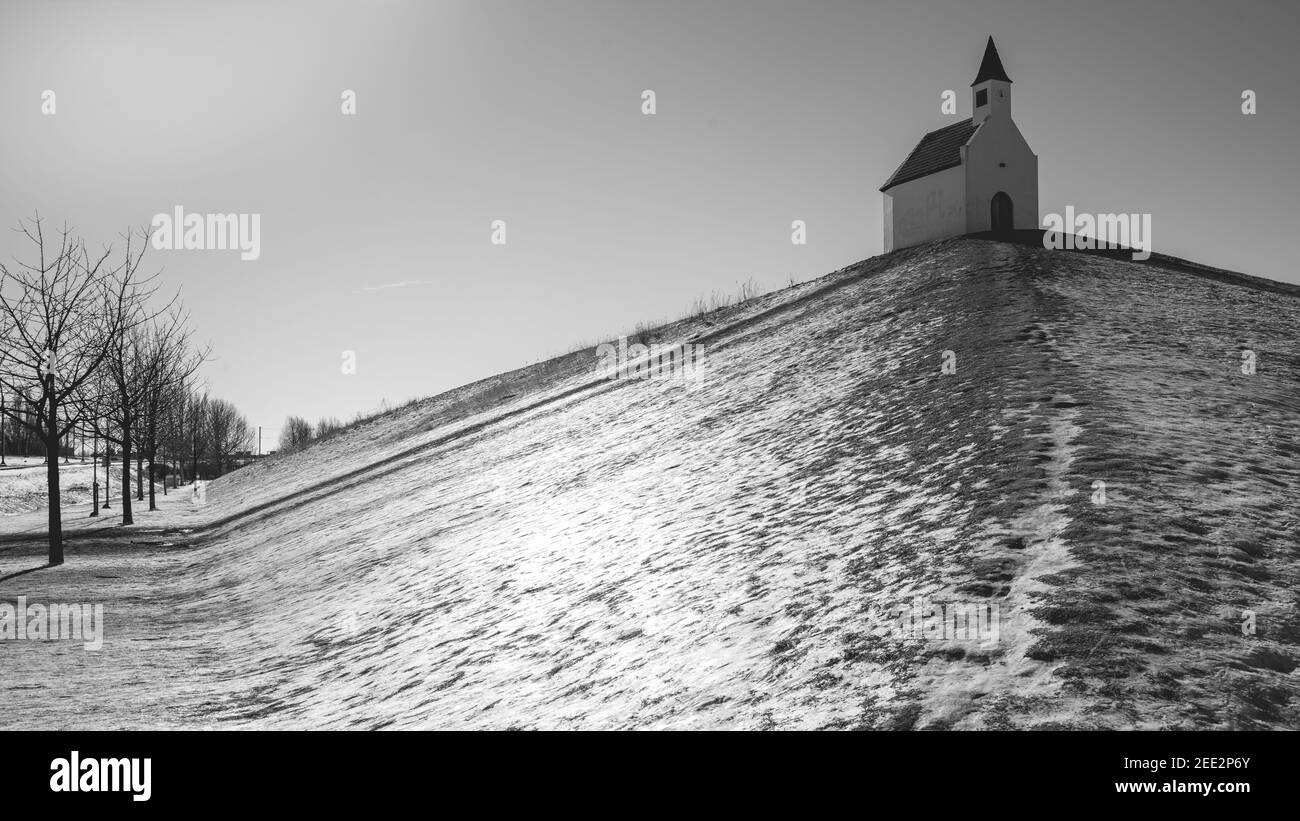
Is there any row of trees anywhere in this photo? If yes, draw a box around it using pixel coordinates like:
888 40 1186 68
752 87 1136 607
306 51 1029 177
0 215 251 565
1 391 252 478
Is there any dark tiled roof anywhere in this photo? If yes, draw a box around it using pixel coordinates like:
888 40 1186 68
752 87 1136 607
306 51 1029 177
971 36 1012 85
879 118 978 192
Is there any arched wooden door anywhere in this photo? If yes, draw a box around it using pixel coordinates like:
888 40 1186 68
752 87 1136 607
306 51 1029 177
991 192 1013 233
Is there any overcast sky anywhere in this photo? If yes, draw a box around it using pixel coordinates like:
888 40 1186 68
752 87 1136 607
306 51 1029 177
2 0 1296 442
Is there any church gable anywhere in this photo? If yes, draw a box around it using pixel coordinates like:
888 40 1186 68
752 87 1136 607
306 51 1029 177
965 113 1032 160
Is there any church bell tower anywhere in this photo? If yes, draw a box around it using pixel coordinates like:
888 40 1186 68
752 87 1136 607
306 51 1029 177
971 36 1012 124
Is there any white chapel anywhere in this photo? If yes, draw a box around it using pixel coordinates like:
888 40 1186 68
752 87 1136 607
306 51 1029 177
880 37 1038 251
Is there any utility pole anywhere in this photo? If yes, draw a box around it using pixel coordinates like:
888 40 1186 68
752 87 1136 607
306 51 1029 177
258 426 262 457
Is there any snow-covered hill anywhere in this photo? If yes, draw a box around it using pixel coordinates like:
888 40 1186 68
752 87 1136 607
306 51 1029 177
3 237 1297 729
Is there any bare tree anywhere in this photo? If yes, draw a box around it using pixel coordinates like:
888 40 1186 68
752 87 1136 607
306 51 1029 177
71 366 116 518
0 216 149 564
314 416 343 440
97 232 174 525
184 390 210 482
140 313 206 510
207 397 251 476
278 415 313 452
103 319 186 523
155 379 192 496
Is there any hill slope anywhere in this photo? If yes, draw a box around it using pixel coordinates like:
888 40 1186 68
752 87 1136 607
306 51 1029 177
3 237 1298 729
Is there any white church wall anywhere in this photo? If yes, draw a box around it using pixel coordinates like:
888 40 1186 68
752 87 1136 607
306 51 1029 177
963 116 1038 233
883 164 966 251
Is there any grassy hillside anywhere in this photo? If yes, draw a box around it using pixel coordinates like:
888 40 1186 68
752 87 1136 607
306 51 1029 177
2 237 1297 729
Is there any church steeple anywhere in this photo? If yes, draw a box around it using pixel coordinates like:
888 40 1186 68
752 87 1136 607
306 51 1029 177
971 37 1012 85
971 37 1011 124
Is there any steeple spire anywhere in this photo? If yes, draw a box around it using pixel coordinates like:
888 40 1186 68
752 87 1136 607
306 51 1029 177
971 36 1012 86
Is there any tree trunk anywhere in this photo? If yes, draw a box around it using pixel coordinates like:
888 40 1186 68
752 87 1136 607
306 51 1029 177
148 441 158 510
136 452 144 501
121 429 133 525
45 384 64 565
90 436 99 518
